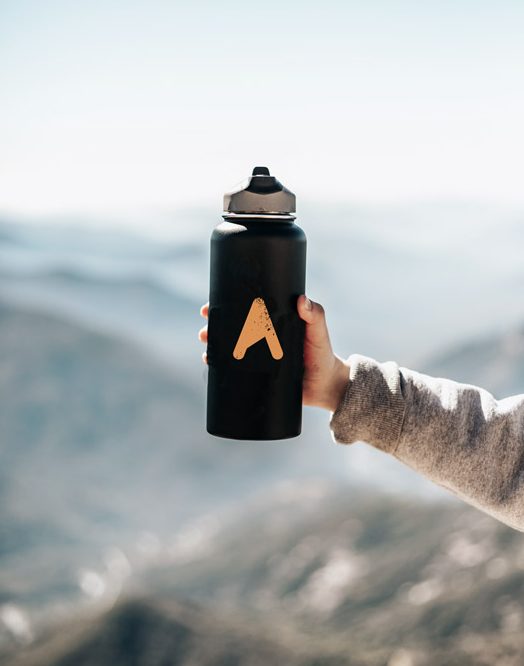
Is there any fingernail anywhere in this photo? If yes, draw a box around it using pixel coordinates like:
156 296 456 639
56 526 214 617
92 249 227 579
304 296 313 311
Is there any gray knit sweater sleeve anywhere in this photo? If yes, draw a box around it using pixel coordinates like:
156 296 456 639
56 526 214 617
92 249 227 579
329 353 524 531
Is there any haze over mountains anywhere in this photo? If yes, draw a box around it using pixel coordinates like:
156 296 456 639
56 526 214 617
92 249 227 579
1 205 524 664
2 201 524 366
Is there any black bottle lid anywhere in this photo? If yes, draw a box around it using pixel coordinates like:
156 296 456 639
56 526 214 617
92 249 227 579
223 167 296 219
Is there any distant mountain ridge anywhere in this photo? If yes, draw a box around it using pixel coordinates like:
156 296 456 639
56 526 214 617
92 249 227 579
3 208 524 363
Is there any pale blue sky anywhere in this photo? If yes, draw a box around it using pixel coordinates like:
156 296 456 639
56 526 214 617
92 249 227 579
1 0 523 214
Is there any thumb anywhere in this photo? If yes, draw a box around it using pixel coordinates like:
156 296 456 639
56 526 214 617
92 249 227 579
297 294 333 351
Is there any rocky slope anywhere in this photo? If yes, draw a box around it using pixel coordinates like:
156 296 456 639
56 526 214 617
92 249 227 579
7 487 524 666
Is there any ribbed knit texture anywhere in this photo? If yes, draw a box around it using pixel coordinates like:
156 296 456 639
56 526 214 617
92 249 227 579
329 353 524 532
329 354 406 452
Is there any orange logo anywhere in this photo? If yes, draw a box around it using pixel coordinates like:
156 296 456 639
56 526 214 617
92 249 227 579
233 297 283 360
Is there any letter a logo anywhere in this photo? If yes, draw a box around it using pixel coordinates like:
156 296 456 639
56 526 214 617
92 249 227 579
233 297 284 360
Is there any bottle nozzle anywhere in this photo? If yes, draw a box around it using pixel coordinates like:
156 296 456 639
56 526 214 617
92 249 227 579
252 166 270 176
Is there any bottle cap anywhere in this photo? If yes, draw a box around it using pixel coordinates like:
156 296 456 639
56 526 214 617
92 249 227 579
223 167 296 219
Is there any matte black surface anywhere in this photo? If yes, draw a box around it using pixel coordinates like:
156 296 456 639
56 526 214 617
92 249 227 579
206 218 307 440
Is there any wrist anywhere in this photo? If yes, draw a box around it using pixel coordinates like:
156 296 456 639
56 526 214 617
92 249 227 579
325 355 350 412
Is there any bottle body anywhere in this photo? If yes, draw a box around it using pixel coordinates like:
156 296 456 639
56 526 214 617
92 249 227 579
206 217 306 440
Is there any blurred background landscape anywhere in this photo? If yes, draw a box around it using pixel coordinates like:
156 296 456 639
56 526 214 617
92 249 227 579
1 1 524 664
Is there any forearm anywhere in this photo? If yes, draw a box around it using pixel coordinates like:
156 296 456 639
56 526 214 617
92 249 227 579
329 354 524 531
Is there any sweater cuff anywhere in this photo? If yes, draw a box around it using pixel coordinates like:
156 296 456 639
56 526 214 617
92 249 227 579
329 353 407 453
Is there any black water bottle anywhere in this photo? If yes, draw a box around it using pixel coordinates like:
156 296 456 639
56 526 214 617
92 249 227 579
206 166 307 440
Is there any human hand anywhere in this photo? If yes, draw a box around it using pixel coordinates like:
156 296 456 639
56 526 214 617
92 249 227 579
198 295 350 413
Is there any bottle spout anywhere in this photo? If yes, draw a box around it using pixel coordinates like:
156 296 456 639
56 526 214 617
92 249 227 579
251 166 270 176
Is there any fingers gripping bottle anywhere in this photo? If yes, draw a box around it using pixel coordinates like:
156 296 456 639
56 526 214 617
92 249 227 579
206 166 307 440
